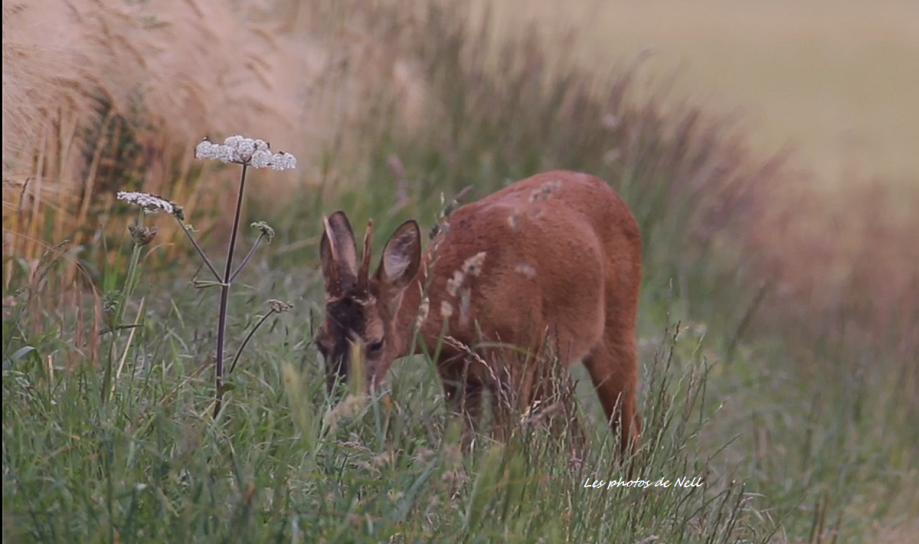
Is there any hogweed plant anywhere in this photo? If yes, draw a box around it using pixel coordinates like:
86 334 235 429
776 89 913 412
117 135 296 417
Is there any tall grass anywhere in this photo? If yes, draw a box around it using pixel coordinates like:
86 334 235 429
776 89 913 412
1 0 426 282
3 270 772 542
3 0 917 542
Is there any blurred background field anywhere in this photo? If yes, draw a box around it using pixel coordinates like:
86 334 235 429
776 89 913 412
2 0 917 542
471 0 919 190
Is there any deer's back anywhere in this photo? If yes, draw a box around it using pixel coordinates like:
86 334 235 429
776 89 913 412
420 171 640 364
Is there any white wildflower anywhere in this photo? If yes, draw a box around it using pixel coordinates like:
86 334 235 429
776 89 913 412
117 191 176 215
195 135 297 170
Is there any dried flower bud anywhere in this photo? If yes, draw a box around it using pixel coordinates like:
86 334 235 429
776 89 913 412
251 221 275 243
102 291 120 314
128 223 158 246
268 299 293 313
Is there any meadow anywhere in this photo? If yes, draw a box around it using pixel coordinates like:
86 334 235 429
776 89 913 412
3 0 917 542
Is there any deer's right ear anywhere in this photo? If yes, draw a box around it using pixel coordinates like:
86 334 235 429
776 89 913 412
321 211 359 297
376 220 421 290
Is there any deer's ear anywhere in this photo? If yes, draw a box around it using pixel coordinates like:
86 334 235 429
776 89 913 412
320 211 358 297
376 220 421 290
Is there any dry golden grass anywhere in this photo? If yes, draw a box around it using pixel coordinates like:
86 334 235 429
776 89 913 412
468 0 919 189
1 0 428 275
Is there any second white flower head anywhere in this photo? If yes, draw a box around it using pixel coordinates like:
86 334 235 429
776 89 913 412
195 135 297 170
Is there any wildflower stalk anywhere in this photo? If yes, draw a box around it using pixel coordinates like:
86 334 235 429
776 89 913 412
213 163 248 417
192 136 294 417
103 209 149 404
118 213 146 326
230 231 266 283
228 300 292 375
176 221 222 282
117 135 295 419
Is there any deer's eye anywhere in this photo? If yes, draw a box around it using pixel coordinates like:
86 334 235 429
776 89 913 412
367 339 384 355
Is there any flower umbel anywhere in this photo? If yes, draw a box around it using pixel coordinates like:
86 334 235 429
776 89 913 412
117 192 177 215
195 135 297 170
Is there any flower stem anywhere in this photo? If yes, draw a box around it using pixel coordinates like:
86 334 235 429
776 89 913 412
228 308 277 375
174 217 222 282
229 233 265 283
104 210 144 404
214 163 249 418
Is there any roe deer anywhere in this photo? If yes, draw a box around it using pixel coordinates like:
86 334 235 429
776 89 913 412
317 171 641 455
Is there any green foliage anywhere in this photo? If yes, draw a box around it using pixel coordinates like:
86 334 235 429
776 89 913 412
2 282 777 543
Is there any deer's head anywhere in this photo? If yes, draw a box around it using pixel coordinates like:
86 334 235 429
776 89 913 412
317 212 421 395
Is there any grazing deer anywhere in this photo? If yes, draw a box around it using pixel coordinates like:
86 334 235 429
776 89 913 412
317 171 641 455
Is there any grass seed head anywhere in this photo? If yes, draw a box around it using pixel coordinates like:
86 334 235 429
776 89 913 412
462 251 486 277
528 180 561 203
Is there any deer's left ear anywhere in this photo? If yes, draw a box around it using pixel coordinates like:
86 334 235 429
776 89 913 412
320 211 358 297
375 219 421 291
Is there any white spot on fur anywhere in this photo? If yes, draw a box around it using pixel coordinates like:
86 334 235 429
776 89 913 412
515 264 536 279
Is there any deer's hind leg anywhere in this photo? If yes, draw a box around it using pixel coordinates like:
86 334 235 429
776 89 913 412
584 240 642 458
581 282 640 458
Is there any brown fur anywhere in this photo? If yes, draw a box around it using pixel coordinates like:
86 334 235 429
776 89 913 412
318 170 642 455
